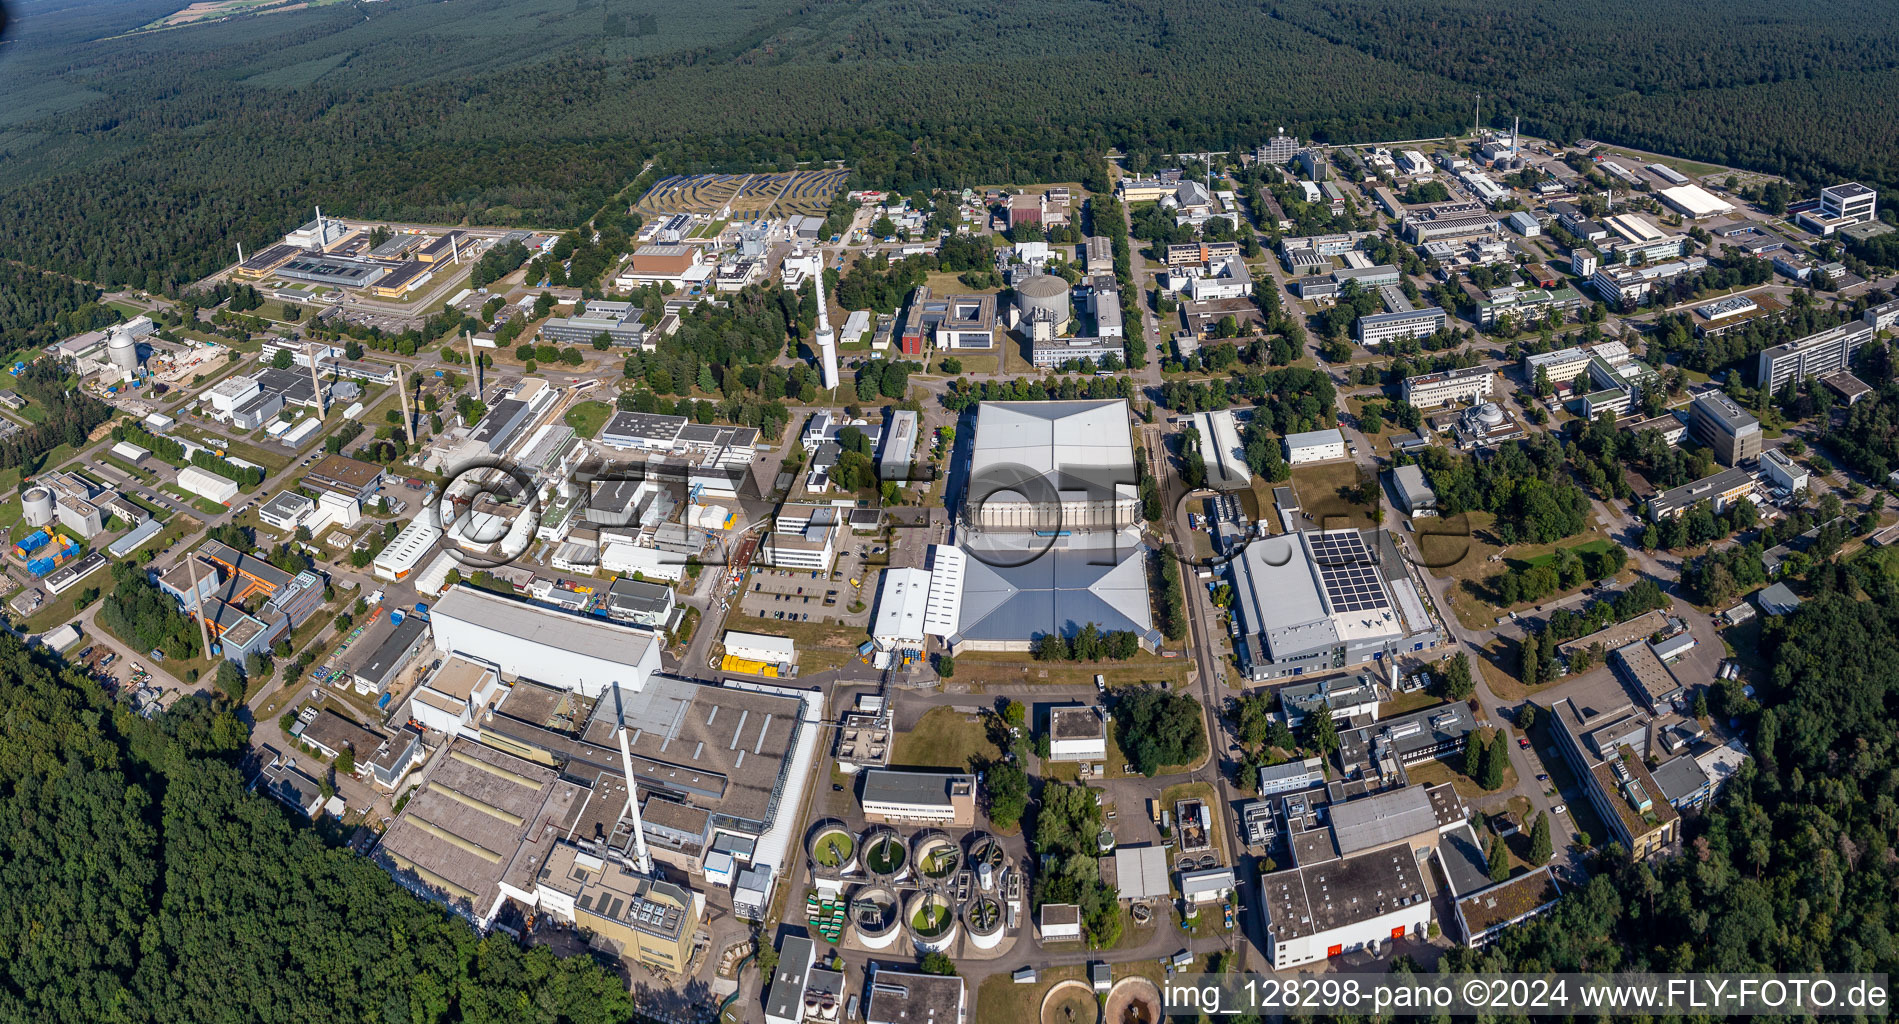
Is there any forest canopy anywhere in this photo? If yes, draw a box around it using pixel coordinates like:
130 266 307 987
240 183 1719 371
0 631 638 1024
0 0 1895 291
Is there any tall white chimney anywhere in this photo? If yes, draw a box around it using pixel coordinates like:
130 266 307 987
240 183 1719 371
305 342 326 417
813 263 839 390
611 685 655 875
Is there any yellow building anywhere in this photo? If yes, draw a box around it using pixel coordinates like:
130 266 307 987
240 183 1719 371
1116 177 1174 203
536 841 701 973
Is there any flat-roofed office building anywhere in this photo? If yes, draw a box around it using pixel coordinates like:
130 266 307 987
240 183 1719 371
1688 392 1762 466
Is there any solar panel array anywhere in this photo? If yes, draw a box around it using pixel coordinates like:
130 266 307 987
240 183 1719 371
1309 532 1391 613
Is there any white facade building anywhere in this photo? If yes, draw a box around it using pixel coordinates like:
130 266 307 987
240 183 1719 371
426 586 662 698
870 567 932 652
1284 428 1346 465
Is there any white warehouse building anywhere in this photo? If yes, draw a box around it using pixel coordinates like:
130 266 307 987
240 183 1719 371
176 465 241 505
427 585 662 698
373 517 444 582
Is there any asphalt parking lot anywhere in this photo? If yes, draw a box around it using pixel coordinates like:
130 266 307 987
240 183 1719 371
739 567 842 624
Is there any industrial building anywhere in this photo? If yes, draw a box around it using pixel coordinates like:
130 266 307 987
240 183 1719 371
427 585 661 698
277 255 386 289
1521 345 1592 392
1754 322 1874 392
259 490 317 532
1047 705 1107 762
1011 274 1072 337
407 656 504 737
1657 184 1733 219
1227 529 1442 681
1455 866 1562 947
158 541 324 664
1611 639 1685 713
1400 201 1498 244
1590 257 1708 307
1391 464 1437 517
602 577 677 628
858 769 976 827
1277 674 1380 729
303 454 384 501
1760 447 1808 493
935 294 996 349
1258 842 1433 968
1687 392 1762 466
1190 409 1251 489
372 518 443 582
879 410 919 484
1336 704 1475 788
865 969 964 1024
540 301 648 349
1284 428 1346 465
1401 366 1494 408
349 613 432 696
468 670 819 903
613 244 709 289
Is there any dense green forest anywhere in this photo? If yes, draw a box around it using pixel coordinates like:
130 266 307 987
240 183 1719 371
1447 573 1899 983
2 0 1895 292
0 629 638 1023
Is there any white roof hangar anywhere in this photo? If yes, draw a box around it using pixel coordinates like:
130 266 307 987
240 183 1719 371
428 585 661 697
947 535 1155 652
964 400 1138 533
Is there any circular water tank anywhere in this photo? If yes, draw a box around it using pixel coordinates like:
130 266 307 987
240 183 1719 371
21 487 54 527
107 328 140 374
1013 274 1071 325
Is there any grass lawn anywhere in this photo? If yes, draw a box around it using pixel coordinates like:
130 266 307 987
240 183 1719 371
891 706 1000 771
1404 739 1517 805
563 400 612 439
175 425 292 473
1519 538 1614 569
20 582 110 636
948 649 1189 689
717 612 866 672
975 964 1083 1024
1002 335 1038 375
1381 687 1448 717
99 454 158 483
938 352 998 376
1606 148 1730 180
106 300 148 319
1290 460 1377 531
1420 512 1628 631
